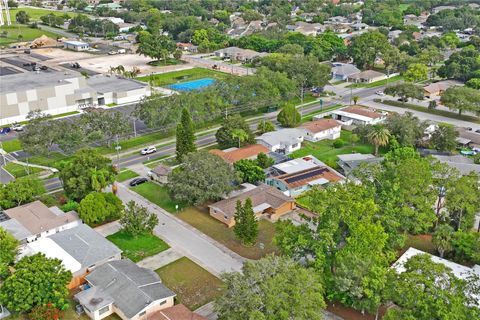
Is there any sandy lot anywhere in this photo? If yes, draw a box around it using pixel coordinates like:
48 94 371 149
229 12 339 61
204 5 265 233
35 48 193 75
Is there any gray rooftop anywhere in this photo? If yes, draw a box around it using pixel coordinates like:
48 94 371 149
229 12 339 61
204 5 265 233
433 155 480 175
75 287 114 312
0 218 31 241
86 75 147 94
256 128 306 147
84 259 175 318
332 63 360 77
337 154 377 162
49 224 122 270
0 70 82 94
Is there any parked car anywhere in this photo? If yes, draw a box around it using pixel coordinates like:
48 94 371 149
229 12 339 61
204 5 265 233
140 146 156 155
0 127 11 134
40 65 48 70
11 123 25 131
129 177 148 186
117 49 126 54
376 91 385 96
475 129 480 133
108 51 118 55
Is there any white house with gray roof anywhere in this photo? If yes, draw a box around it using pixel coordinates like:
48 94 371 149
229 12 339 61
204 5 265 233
255 128 306 154
75 259 175 320
331 63 360 81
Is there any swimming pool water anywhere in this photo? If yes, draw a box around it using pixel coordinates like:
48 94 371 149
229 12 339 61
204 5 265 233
168 78 216 91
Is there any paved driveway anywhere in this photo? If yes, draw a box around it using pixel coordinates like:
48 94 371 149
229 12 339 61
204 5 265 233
115 183 245 276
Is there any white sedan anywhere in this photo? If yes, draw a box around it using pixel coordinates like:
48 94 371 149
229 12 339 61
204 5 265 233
140 146 157 155
375 91 385 96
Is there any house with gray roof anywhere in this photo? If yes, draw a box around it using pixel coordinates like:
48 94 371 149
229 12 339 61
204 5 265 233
75 259 175 320
19 223 121 289
331 63 360 81
337 153 384 178
255 128 306 154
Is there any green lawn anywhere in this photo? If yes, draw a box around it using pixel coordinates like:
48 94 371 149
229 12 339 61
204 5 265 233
97 132 175 155
106 230 169 262
379 99 480 124
136 67 231 87
27 152 72 169
1 139 22 153
177 207 279 260
0 24 61 45
116 169 139 182
301 104 343 123
8 7 77 22
148 59 185 66
155 257 223 310
3 162 44 178
130 182 186 213
290 130 375 169
346 75 403 88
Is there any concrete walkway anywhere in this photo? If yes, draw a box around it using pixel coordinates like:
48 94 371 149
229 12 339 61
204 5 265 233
116 183 245 276
195 302 217 320
137 248 184 270
94 220 121 237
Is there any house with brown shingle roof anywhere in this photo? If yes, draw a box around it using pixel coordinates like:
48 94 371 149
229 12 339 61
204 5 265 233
209 144 269 164
301 119 341 142
208 184 295 227
1 200 81 243
331 106 386 126
423 80 461 99
153 304 207 320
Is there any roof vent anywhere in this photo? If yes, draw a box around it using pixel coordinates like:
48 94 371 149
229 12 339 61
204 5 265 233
89 298 103 306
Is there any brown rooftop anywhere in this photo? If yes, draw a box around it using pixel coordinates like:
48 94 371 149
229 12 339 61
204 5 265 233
152 164 172 176
274 166 343 188
301 119 341 134
153 304 207 320
342 106 382 119
4 201 80 235
209 144 269 164
209 184 294 219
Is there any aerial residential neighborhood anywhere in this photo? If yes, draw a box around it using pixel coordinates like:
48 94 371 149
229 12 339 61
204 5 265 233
0 0 479 320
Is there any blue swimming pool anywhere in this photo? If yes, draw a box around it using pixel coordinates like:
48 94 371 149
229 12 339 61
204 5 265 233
168 78 216 91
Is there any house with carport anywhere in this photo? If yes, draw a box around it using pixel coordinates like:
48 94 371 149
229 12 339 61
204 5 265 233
331 106 387 126
301 119 341 142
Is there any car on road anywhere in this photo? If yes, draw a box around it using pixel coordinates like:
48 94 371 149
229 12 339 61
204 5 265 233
476 129 480 133
376 91 385 96
141 146 156 155
11 123 25 131
129 177 148 186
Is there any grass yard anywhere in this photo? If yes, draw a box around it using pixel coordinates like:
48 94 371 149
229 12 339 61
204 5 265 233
3 162 44 178
27 152 72 169
155 257 223 310
1 139 22 153
0 24 60 45
107 230 169 262
116 169 139 182
130 182 186 213
346 75 403 88
136 67 231 87
98 132 175 155
290 130 375 169
177 207 279 260
8 8 76 22
403 234 435 255
148 59 185 66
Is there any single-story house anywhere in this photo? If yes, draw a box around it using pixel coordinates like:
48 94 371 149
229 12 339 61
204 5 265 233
331 63 361 81
266 156 344 197
423 80 461 99
208 184 295 227
337 153 383 177
301 119 341 141
176 42 198 53
393 247 480 305
20 224 122 289
347 70 387 83
0 201 80 244
75 259 175 320
331 106 387 126
457 128 480 149
351 22 369 30
286 21 325 36
214 47 268 62
153 304 207 320
148 164 172 184
209 144 269 164
255 128 306 154
64 40 90 51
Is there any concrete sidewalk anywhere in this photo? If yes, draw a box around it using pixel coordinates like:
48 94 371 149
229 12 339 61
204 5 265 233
137 248 184 270
94 220 121 237
116 184 245 276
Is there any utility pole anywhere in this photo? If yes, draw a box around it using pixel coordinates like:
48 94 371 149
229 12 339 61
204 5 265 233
115 135 121 167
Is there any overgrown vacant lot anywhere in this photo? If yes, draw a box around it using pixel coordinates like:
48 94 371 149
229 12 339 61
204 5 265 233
177 207 279 260
155 257 223 310
0 25 60 45
107 230 169 262
136 67 231 87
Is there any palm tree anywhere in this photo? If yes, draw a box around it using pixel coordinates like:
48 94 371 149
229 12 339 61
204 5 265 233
352 95 360 105
367 125 390 156
432 224 454 258
231 129 248 148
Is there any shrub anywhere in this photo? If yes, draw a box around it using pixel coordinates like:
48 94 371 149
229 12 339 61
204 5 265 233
60 200 79 212
333 139 345 148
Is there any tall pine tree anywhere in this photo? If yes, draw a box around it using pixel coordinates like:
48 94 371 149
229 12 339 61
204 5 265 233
234 198 258 246
176 108 196 162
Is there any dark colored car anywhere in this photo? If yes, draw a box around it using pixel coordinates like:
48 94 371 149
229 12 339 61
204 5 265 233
129 177 148 186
